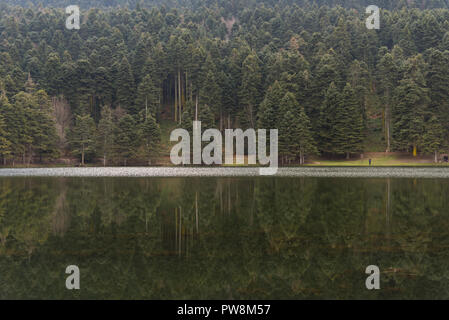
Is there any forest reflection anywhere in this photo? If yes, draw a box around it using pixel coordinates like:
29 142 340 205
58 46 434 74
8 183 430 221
0 177 448 299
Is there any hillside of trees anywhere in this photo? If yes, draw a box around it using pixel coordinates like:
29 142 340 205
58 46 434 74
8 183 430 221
0 0 449 165
3 0 449 10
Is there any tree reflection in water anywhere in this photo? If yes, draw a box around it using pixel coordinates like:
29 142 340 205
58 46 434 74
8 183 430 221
0 177 448 299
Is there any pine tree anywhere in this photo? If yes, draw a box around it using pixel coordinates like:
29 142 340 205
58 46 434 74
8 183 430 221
139 112 161 165
0 114 11 164
199 68 221 125
239 52 262 128
12 92 35 164
116 57 136 112
318 82 340 154
96 105 115 166
279 92 317 164
0 93 14 164
392 56 430 155
136 74 159 118
114 114 139 166
257 81 287 130
31 90 59 161
377 52 398 152
44 52 62 96
333 83 364 159
67 114 96 166
422 115 445 163
426 49 449 138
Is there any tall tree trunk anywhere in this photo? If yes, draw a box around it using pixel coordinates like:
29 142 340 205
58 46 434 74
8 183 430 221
195 95 198 121
435 150 438 163
103 155 106 167
195 191 198 233
174 75 178 122
186 71 189 102
175 207 178 251
145 96 148 120
179 206 182 256
386 178 391 241
81 144 85 166
28 145 32 166
385 99 391 153
178 69 182 124
248 104 254 128
227 179 231 215
346 152 350 160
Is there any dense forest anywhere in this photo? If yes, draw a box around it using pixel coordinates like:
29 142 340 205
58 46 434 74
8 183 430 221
0 0 449 165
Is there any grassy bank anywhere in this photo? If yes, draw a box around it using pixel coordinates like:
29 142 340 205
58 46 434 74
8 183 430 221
306 153 447 166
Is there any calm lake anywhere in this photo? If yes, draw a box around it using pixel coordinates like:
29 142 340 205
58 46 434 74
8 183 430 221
1 168 449 299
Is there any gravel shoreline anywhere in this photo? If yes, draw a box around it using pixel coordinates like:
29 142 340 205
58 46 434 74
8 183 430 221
1 167 449 178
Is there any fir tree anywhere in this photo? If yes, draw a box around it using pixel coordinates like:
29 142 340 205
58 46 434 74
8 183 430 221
116 57 136 112
333 83 364 159
114 114 139 166
422 115 446 163
279 92 317 164
67 114 96 166
96 105 115 166
139 112 161 165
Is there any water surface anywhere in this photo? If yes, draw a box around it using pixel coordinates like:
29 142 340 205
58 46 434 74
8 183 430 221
0 173 448 299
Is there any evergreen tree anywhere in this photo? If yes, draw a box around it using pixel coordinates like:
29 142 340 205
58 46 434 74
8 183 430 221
257 81 287 130
67 114 96 166
96 105 115 166
0 93 14 164
31 90 59 161
333 83 364 159
318 82 340 154
238 52 262 128
279 92 317 164
136 74 159 119
377 52 398 152
114 114 139 166
116 57 136 112
0 114 11 164
392 56 430 155
422 115 445 163
426 49 449 138
139 112 161 165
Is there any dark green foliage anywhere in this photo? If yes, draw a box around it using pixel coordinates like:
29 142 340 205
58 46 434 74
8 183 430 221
392 56 430 153
96 105 116 166
114 114 140 165
139 112 161 164
116 57 136 112
0 1 448 164
67 114 96 165
333 83 365 158
422 115 446 162
279 92 317 164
